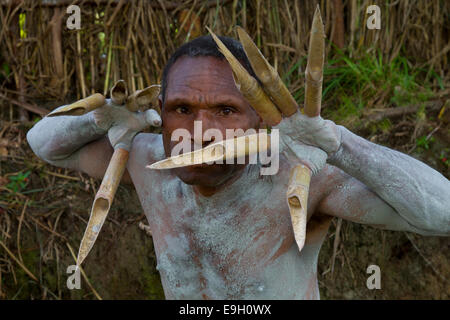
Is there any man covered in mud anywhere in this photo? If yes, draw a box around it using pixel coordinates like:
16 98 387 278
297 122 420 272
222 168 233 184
27 35 450 299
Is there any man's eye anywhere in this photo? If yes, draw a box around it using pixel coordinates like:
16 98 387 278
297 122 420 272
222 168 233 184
175 106 190 114
218 106 235 116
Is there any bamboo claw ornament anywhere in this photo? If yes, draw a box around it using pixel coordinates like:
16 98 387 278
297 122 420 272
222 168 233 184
303 6 325 118
77 147 129 266
287 5 325 252
207 27 282 126
76 81 160 266
286 165 311 251
148 132 271 170
110 80 128 105
47 93 106 117
126 84 161 112
236 26 298 117
209 16 324 253
47 80 160 266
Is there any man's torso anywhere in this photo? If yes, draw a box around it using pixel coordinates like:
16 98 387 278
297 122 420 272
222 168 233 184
127 133 333 299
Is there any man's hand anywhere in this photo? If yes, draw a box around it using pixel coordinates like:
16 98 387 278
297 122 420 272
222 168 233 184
208 25 335 175
93 101 161 150
275 112 342 174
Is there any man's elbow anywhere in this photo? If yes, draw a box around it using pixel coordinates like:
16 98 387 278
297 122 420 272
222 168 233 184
26 124 58 162
27 126 44 159
409 214 450 237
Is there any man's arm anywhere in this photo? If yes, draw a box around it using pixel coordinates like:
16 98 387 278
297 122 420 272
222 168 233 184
27 108 120 179
27 102 161 183
319 126 450 235
277 112 449 236
314 165 447 236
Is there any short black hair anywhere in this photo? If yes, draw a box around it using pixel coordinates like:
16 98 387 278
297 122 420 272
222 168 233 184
160 34 257 105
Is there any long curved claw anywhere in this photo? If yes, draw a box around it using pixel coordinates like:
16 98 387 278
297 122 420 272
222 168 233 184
110 80 128 105
287 6 325 253
286 165 311 252
76 147 129 267
206 27 282 126
147 132 270 170
236 26 298 117
47 93 106 117
304 5 325 117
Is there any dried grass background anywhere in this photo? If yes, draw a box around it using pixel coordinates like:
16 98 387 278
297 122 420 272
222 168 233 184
0 0 449 299
0 0 448 104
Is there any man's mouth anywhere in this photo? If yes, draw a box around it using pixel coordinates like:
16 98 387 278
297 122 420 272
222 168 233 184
189 162 224 169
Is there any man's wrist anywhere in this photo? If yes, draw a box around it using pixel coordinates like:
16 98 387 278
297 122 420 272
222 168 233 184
326 124 343 162
88 108 111 134
327 125 358 168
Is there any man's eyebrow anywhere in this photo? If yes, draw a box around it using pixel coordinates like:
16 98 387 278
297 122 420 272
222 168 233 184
165 95 244 108
164 97 193 106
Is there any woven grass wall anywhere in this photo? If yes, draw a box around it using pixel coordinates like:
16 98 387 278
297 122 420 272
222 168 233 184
0 0 448 109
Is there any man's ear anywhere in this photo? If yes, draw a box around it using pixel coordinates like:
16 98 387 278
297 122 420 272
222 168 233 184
158 94 163 110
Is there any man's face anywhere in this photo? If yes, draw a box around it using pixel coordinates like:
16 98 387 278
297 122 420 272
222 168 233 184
160 56 261 187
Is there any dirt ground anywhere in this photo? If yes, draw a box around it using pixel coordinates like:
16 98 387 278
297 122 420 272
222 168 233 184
0 109 449 299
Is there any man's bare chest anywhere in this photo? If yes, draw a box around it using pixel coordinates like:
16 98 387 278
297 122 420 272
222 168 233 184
127 136 335 298
145 166 295 262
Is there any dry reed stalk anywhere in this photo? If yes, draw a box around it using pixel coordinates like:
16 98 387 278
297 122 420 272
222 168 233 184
50 7 63 79
0 0 445 105
103 33 113 96
0 238 38 282
90 35 95 94
76 31 87 98
16 199 28 264
330 217 342 275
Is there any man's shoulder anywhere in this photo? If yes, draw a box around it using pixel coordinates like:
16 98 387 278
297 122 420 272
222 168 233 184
129 133 165 168
309 163 351 197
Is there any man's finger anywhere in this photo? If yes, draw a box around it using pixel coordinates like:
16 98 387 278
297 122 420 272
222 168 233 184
144 109 162 127
236 26 298 117
207 27 282 126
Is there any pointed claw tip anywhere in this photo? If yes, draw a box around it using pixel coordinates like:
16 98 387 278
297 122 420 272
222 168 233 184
314 4 321 14
313 5 324 25
235 25 244 35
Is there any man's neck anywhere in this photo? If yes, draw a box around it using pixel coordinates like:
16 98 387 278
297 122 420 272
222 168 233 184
192 167 248 197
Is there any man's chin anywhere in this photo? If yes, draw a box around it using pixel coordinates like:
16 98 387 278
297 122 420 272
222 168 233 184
174 163 242 187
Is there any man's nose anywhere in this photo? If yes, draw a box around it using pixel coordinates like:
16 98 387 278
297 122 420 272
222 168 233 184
191 110 220 148
192 136 214 149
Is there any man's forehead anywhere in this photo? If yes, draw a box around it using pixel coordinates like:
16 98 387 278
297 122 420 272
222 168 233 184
165 56 237 95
